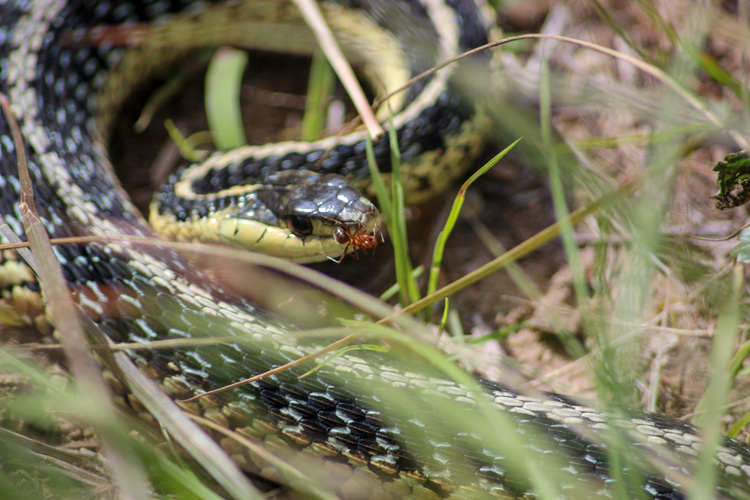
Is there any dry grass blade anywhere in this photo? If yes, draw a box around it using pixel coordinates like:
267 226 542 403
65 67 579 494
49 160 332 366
292 0 383 139
371 33 745 148
0 92 149 500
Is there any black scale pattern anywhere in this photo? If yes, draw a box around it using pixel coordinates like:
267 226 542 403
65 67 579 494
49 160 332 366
1 1 750 499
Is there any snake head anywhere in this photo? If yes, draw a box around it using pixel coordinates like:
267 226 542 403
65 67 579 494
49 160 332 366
229 170 380 263
150 167 381 263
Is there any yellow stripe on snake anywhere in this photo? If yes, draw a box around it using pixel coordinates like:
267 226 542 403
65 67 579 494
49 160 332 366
0 0 749 498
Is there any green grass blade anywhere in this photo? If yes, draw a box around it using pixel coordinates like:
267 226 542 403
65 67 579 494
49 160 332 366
727 410 750 439
690 265 744 499
365 136 392 219
426 139 520 298
301 51 336 141
538 53 586 360
164 119 210 162
365 117 419 310
386 110 420 309
205 47 248 150
437 298 450 338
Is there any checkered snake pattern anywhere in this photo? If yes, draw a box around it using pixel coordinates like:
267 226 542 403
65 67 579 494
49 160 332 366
0 0 750 498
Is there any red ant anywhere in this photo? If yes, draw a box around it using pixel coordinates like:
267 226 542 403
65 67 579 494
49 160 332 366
329 220 382 263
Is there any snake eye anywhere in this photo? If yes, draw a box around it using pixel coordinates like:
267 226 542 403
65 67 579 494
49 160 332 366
288 215 313 237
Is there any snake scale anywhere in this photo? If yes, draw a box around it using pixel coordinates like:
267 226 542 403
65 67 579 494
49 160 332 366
1 0 750 498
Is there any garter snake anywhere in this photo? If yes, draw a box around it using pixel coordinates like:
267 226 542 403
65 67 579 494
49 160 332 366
1 0 750 499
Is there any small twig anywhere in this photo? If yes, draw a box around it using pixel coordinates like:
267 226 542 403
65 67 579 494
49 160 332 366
689 219 750 241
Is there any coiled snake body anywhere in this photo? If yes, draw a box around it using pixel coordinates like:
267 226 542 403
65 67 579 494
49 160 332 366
1 0 750 498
